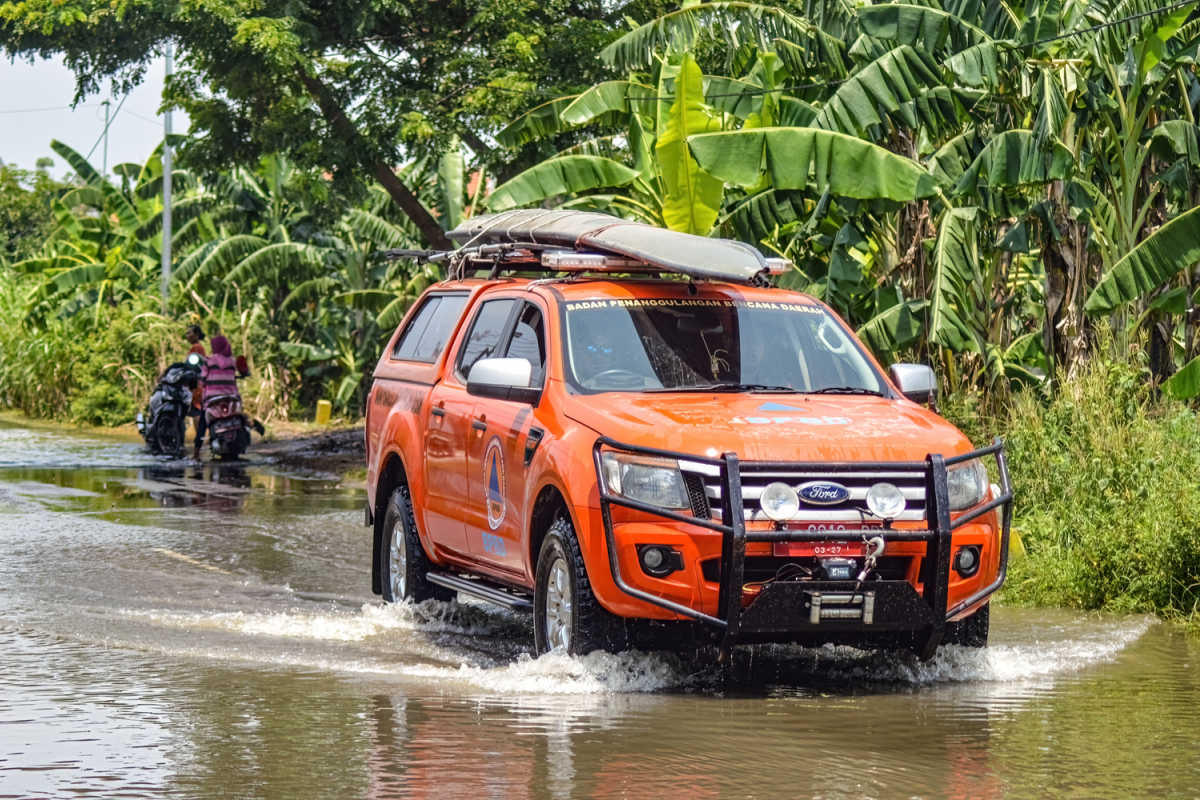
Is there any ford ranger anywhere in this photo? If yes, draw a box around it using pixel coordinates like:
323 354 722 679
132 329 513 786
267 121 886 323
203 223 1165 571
364 210 1012 660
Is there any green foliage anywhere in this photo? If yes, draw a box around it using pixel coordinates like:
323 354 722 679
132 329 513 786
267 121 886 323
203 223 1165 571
0 164 65 263
655 53 723 234
993 354 1200 622
1084 206 1200 316
70 382 137 427
689 127 937 201
488 156 640 211
0 0 674 247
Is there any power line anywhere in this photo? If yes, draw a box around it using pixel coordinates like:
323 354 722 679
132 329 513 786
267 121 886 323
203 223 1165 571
1016 0 1200 49
482 77 848 104
85 93 129 163
121 108 164 125
0 103 102 115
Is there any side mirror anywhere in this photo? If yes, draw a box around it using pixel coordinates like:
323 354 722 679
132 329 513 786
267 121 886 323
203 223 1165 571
466 358 541 405
889 363 938 406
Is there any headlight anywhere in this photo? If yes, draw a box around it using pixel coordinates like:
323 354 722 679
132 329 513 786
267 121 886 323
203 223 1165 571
947 459 988 511
600 452 689 510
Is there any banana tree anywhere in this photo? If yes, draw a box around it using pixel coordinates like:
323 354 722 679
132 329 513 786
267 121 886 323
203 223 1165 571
490 51 728 234
13 140 219 323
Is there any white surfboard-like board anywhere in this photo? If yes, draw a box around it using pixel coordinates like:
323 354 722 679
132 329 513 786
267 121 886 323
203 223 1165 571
447 210 769 284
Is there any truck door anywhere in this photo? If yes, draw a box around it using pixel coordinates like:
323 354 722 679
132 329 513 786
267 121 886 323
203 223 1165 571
426 297 520 560
466 300 548 575
422 379 474 558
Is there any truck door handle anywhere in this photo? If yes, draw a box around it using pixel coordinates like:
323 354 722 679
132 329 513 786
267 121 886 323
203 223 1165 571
430 407 446 418
471 418 488 431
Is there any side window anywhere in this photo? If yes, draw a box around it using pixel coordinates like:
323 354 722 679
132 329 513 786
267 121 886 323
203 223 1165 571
504 303 546 387
457 298 517 379
391 293 468 362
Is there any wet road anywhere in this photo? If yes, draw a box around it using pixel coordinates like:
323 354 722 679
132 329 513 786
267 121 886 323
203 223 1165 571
1 420 1198 798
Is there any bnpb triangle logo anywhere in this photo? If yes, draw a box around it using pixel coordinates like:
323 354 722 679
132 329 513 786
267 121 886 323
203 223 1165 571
484 436 506 530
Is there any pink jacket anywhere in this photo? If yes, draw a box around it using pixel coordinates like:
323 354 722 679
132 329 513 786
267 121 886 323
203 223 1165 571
201 336 242 403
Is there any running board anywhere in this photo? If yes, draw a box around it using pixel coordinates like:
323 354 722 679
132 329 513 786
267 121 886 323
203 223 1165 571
426 571 532 611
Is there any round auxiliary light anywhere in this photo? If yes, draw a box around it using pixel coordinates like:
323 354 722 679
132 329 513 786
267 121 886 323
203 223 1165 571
760 482 800 522
641 547 665 571
866 482 907 519
954 546 981 577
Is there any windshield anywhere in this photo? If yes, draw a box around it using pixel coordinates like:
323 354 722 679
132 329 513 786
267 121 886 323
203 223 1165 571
562 297 886 394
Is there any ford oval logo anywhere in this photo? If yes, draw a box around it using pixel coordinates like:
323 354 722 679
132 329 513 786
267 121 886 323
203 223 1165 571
797 481 850 506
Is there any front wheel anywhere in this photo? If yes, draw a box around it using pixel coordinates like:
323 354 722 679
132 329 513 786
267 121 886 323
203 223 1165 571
533 516 626 655
380 484 453 603
943 603 990 647
153 414 184 457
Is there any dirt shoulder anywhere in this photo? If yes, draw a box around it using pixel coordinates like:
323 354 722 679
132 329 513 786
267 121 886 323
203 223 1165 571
254 423 364 472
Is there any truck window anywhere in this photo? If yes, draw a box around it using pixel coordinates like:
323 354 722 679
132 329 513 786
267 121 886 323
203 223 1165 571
391 293 469 362
563 298 884 393
503 303 546 386
457 298 517 378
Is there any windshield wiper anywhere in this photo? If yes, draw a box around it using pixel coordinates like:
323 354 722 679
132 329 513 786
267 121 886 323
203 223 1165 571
806 386 884 396
647 383 800 393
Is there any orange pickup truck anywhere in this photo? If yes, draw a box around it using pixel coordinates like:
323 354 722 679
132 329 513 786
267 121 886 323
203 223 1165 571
364 210 1013 659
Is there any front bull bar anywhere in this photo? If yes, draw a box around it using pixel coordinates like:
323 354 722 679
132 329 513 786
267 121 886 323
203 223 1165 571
593 437 1013 659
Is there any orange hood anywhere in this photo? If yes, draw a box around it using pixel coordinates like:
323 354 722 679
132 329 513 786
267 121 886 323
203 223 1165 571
563 391 973 462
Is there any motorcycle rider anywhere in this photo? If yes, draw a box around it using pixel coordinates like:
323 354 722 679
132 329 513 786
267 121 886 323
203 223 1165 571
185 325 207 444
194 334 250 459
185 324 206 357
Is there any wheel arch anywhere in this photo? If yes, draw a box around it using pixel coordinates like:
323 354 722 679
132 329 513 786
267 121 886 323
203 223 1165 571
372 451 410 596
528 481 575 578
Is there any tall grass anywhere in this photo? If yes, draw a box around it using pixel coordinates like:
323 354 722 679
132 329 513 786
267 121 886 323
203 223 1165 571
0 277 190 426
950 354 1200 625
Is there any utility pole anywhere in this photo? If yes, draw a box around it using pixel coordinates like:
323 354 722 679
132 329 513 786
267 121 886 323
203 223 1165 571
160 43 173 310
101 99 110 178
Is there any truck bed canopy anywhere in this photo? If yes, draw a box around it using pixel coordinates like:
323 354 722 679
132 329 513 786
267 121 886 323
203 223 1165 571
446 210 770 284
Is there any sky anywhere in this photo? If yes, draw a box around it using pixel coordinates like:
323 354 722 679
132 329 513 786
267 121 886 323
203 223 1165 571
0 54 186 178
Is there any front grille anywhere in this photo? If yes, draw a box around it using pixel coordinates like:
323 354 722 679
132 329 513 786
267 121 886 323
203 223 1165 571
681 461 928 524
683 472 710 519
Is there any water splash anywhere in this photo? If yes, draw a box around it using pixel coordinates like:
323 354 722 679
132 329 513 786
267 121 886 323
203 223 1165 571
123 597 525 642
116 599 1153 697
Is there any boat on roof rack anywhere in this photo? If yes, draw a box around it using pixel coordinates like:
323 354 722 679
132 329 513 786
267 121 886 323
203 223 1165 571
440 210 785 285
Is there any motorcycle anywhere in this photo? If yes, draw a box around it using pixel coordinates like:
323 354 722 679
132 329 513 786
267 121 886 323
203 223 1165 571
202 392 256 460
200 354 264 460
136 352 203 457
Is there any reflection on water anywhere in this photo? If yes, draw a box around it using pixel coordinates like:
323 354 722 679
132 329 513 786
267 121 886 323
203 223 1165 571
1 422 1198 798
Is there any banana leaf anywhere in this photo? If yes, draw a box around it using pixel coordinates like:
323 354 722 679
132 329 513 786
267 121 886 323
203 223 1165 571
487 156 640 211
1085 205 1200 315
929 206 984 352
689 127 937 202
1163 353 1200 399
655 54 724 234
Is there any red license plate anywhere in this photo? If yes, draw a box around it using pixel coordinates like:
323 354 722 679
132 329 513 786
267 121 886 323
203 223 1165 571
773 540 867 558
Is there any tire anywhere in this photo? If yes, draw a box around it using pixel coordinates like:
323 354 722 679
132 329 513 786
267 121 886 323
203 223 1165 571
533 516 627 656
943 603 990 647
380 484 453 603
216 429 249 460
154 414 183 457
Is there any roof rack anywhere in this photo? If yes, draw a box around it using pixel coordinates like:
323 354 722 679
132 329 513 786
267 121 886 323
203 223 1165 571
377 210 792 285
444 210 785 285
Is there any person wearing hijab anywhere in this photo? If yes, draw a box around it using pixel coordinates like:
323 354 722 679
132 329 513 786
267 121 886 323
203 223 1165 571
194 334 250 459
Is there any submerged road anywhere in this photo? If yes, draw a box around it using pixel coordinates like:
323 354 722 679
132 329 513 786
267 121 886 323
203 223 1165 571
0 419 1197 798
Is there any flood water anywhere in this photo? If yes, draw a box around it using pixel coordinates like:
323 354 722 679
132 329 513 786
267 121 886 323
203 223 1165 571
1 419 1197 799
